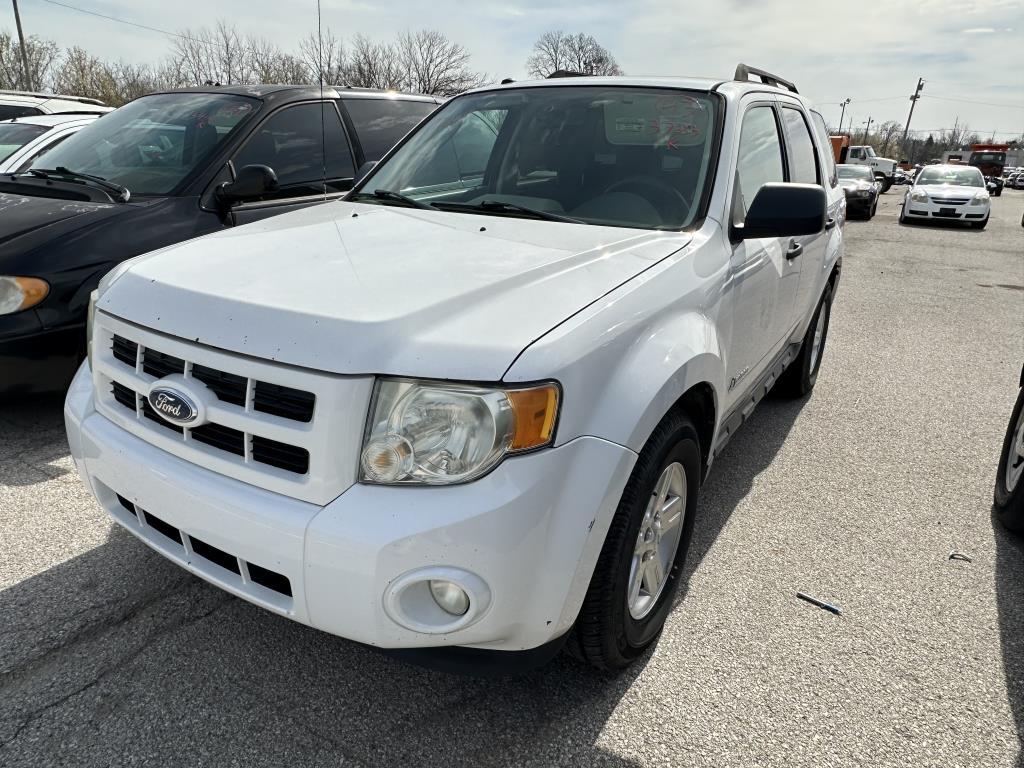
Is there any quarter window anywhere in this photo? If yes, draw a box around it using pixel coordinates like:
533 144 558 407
735 106 784 217
781 107 819 185
342 98 436 161
233 102 355 199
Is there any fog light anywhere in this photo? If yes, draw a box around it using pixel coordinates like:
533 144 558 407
429 580 470 616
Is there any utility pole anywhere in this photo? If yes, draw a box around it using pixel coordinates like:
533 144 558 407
11 0 32 92
838 98 851 134
862 116 873 144
900 77 924 159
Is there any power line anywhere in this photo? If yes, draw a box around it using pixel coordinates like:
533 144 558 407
922 94 1024 109
37 0 211 46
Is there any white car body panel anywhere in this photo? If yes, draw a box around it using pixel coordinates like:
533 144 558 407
0 114 97 174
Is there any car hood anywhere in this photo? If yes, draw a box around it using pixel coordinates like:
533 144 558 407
100 201 692 380
914 184 984 198
0 192 118 247
839 179 873 190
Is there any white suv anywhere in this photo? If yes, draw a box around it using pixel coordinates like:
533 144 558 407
65 65 845 672
0 90 111 120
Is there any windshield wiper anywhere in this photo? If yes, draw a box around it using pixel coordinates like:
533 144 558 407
434 200 584 224
27 167 130 202
350 189 434 210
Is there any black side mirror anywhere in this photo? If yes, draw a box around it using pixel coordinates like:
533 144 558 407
355 160 377 183
216 164 279 207
737 183 826 240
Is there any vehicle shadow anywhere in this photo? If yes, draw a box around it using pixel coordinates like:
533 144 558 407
0 393 71 485
674 394 806 604
992 511 1024 767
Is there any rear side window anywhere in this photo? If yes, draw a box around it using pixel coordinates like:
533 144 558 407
809 110 837 187
0 123 48 163
735 106 784 217
343 98 436 160
780 107 819 185
233 102 355 198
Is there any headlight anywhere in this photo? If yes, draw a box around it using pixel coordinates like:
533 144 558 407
86 289 98 369
360 379 560 485
0 276 49 315
970 192 989 206
910 190 928 202
855 190 870 197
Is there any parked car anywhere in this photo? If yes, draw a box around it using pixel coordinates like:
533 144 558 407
0 89 111 120
837 163 880 218
995 365 1024 533
985 176 1003 196
844 144 897 192
0 113 99 174
66 64 843 672
0 85 439 396
1012 174 1024 190
899 164 990 228
893 168 911 185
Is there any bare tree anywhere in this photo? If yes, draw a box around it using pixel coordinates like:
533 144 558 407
171 20 251 85
300 29 346 85
345 34 404 90
397 30 486 96
874 120 903 156
0 32 59 91
247 36 310 85
526 30 622 78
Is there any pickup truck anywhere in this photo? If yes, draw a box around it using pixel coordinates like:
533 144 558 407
66 65 844 673
845 145 897 192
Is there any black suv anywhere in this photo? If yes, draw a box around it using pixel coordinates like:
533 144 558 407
0 85 439 396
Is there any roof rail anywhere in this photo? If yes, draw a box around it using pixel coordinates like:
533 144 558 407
733 64 798 94
0 89 107 106
546 70 586 79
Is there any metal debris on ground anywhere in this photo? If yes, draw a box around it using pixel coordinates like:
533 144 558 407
796 591 843 615
948 551 973 563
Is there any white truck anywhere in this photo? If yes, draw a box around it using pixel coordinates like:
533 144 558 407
845 145 897 191
65 64 845 673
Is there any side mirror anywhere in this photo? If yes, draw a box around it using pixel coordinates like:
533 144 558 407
355 160 377 183
737 183 826 240
216 164 279 206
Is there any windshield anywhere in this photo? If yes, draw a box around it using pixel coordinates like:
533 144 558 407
0 123 48 163
916 167 984 187
356 86 719 230
31 93 258 195
864 146 876 157
837 165 873 181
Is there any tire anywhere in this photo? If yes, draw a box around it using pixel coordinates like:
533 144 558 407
567 410 701 669
776 284 833 398
879 177 893 193
899 204 909 225
995 387 1024 533
869 198 878 218
971 217 988 230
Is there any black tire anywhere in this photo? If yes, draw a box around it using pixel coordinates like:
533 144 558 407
995 387 1024 533
869 198 878 219
776 285 833 398
879 177 893 193
899 204 909 225
971 217 988 230
567 410 701 669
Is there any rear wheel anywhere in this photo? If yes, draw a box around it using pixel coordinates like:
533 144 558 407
995 388 1024 533
567 410 701 669
776 285 833 398
879 176 893 193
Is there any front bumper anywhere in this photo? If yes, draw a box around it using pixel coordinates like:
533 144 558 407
0 316 83 397
903 196 990 222
65 363 637 654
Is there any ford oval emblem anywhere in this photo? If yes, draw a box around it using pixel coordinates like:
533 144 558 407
148 387 199 426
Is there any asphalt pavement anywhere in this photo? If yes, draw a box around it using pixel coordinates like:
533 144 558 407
1 190 1022 767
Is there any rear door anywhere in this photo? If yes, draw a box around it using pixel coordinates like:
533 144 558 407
339 97 437 165
229 101 356 226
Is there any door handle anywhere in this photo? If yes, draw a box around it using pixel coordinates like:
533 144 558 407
785 240 803 260
825 217 837 231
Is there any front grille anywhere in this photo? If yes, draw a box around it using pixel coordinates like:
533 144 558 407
107 333 314 475
112 491 292 598
929 197 969 205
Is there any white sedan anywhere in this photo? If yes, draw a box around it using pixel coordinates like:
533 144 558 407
0 113 100 175
900 164 991 229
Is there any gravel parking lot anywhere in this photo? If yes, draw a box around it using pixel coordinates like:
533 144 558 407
1 191 1022 768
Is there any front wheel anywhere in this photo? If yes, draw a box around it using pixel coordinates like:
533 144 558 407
567 411 701 669
776 285 833 398
971 217 989 230
879 177 893 193
995 387 1024 533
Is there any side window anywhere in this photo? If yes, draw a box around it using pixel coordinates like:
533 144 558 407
849 147 864 160
0 105 42 120
233 102 354 199
780 107 819 185
16 132 73 173
809 110 837 187
342 98 436 161
735 106 784 218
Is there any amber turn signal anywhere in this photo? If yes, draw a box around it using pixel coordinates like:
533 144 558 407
507 384 559 452
0 276 49 315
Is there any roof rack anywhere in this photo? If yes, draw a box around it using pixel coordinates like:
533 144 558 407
733 64 798 94
546 70 586 79
0 89 107 106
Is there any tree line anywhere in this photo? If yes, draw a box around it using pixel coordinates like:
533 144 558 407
0 24 622 106
824 117 1021 163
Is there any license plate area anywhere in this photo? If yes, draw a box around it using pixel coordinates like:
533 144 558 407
939 207 956 216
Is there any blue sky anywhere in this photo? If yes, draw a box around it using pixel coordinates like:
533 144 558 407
14 0 1024 140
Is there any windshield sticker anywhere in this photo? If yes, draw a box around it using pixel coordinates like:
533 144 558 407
605 95 709 148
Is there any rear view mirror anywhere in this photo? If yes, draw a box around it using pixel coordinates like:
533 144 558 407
738 183 826 239
216 164 279 206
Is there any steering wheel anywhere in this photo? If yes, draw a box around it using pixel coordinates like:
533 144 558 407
604 176 690 223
